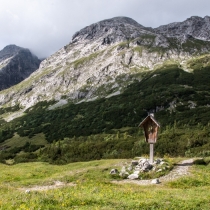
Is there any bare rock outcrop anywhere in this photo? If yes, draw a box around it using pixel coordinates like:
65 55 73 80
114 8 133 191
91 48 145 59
0 45 41 91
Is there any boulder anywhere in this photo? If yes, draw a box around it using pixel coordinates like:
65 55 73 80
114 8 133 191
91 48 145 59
133 170 140 175
142 161 153 171
151 178 160 184
128 174 139 180
110 169 119 174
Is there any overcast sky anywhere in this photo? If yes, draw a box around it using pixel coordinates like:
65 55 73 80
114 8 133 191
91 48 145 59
0 0 209 58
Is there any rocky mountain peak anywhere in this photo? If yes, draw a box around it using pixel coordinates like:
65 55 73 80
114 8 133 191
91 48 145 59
2 44 22 52
204 15 210 21
154 16 210 41
0 45 41 91
72 16 154 44
0 44 24 62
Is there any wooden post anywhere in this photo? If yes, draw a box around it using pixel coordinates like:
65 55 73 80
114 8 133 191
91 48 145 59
139 114 160 164
150 143 154 164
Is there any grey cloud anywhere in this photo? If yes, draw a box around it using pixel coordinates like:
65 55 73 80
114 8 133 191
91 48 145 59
0 0 209 58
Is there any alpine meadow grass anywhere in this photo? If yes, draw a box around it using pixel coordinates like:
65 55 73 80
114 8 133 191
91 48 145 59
0 158 209 209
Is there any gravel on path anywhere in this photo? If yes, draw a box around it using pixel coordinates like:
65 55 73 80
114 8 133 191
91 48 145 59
112 159 194 186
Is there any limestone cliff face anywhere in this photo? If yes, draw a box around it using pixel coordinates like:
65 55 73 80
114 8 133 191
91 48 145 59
0 16 210 110
0 45 41 90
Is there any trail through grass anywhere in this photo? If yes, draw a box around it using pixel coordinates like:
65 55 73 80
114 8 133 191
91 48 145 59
0 158 210 209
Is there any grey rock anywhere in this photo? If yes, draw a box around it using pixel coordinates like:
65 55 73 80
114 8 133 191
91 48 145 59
25 189 31 194
128 174 139 180
127 166 133 171
133 170 140 175
142 161 153 171
138 158 148 167
110 169 119 174
151 178 160 184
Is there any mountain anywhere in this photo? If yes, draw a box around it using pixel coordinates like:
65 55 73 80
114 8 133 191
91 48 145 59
0 16 210 163
1 16 210 110
0 45 41 91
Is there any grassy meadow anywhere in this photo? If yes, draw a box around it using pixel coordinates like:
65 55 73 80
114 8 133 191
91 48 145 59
0 158 209 209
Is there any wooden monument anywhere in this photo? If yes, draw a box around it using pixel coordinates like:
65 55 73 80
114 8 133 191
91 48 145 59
139 113 160 163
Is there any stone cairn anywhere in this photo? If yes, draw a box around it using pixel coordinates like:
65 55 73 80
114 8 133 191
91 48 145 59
110 157 170 184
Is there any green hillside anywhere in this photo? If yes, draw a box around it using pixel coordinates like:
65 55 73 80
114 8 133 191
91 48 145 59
0 55 210 164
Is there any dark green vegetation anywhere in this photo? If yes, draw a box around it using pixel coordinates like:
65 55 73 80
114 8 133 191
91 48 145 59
0 57 210 164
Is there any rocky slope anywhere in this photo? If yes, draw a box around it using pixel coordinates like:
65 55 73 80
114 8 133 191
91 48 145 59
0 16 210 110
154 16 210 41
0 45 41 91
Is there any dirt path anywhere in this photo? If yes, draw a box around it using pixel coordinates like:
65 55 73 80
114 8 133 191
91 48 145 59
112 159 194 185
159 158 193 182
19 181 76 192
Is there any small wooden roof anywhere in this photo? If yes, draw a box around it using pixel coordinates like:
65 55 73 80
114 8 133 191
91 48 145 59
139 114 160 128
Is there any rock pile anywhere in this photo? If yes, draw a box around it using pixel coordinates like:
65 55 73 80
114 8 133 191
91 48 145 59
110 157 171 180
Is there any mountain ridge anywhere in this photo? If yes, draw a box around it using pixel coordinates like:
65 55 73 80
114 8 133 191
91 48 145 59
0 15 210 111
154 15 210 41
72 16 153 44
